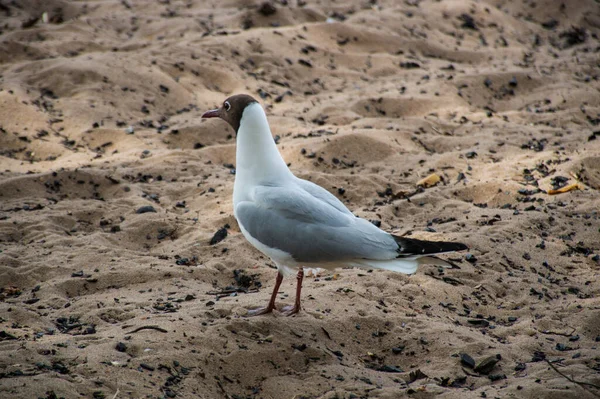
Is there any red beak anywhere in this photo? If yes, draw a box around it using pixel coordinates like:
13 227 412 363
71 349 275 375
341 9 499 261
202 109 220 118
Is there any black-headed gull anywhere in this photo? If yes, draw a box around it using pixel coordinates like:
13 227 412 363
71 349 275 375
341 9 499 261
202 94 467 316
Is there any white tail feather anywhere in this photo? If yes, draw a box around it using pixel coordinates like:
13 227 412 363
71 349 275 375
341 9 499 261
351 255 454 275
351 259 419 275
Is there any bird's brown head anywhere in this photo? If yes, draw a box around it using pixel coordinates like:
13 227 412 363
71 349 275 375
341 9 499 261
201 94 258 133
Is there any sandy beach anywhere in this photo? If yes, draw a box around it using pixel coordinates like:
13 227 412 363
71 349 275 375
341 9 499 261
1 0 600 398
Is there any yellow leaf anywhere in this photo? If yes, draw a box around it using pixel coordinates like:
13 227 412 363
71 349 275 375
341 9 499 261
417 173 441 188
548 182 582 195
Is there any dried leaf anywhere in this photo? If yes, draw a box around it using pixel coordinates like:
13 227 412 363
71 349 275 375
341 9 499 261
407 369 429 383
548 182 581 195
417 173 441 188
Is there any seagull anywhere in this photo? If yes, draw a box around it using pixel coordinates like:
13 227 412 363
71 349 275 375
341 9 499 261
202 94 467 316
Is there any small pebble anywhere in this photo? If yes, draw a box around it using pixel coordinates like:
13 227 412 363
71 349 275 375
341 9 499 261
136 205 157 214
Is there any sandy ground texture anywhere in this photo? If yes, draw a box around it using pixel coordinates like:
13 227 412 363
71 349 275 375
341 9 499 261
1 0 600 398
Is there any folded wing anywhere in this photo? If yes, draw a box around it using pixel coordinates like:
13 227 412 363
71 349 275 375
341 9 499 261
235 185 399 263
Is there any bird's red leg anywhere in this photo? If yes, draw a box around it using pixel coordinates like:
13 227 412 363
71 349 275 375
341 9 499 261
247 271 283 316
282 266 303 316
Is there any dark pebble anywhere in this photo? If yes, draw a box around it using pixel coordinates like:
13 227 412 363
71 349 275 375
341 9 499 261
52 361 69 374
555 343 570 351
399 61 420 69
460 352 476 368
459 13 477 30
136 205 157 214
115 342 127 352
474 355 500 374
329 349 343 358
84 325 96 335
140 363 155 371
392 346 405 354
468 319 489 327
532 351 546 362
71 271 84 277
514 362 526 371
378 365 403 373
258 1 276 16
209 227 228 245
465 253 477 263
292 343 307 351
542 19 559 30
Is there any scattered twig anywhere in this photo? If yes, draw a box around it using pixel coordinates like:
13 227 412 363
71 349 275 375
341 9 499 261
535 327 576 337
425 271 464 285
207 288 259 299
411 136 434 153
545 359 600 396
112 388 120 399
462 367 480 377
126 325 168 334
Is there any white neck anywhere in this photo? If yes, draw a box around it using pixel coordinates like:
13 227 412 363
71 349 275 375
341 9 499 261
234 103 292 199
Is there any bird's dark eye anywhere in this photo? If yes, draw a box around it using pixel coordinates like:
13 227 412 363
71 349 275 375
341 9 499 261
224 101 231 111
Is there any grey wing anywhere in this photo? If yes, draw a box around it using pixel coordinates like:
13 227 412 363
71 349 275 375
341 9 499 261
235 186 398 263
294 177 353 216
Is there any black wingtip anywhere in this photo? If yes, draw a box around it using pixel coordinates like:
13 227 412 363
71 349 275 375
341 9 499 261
393 235 468 256
455 242 469 251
